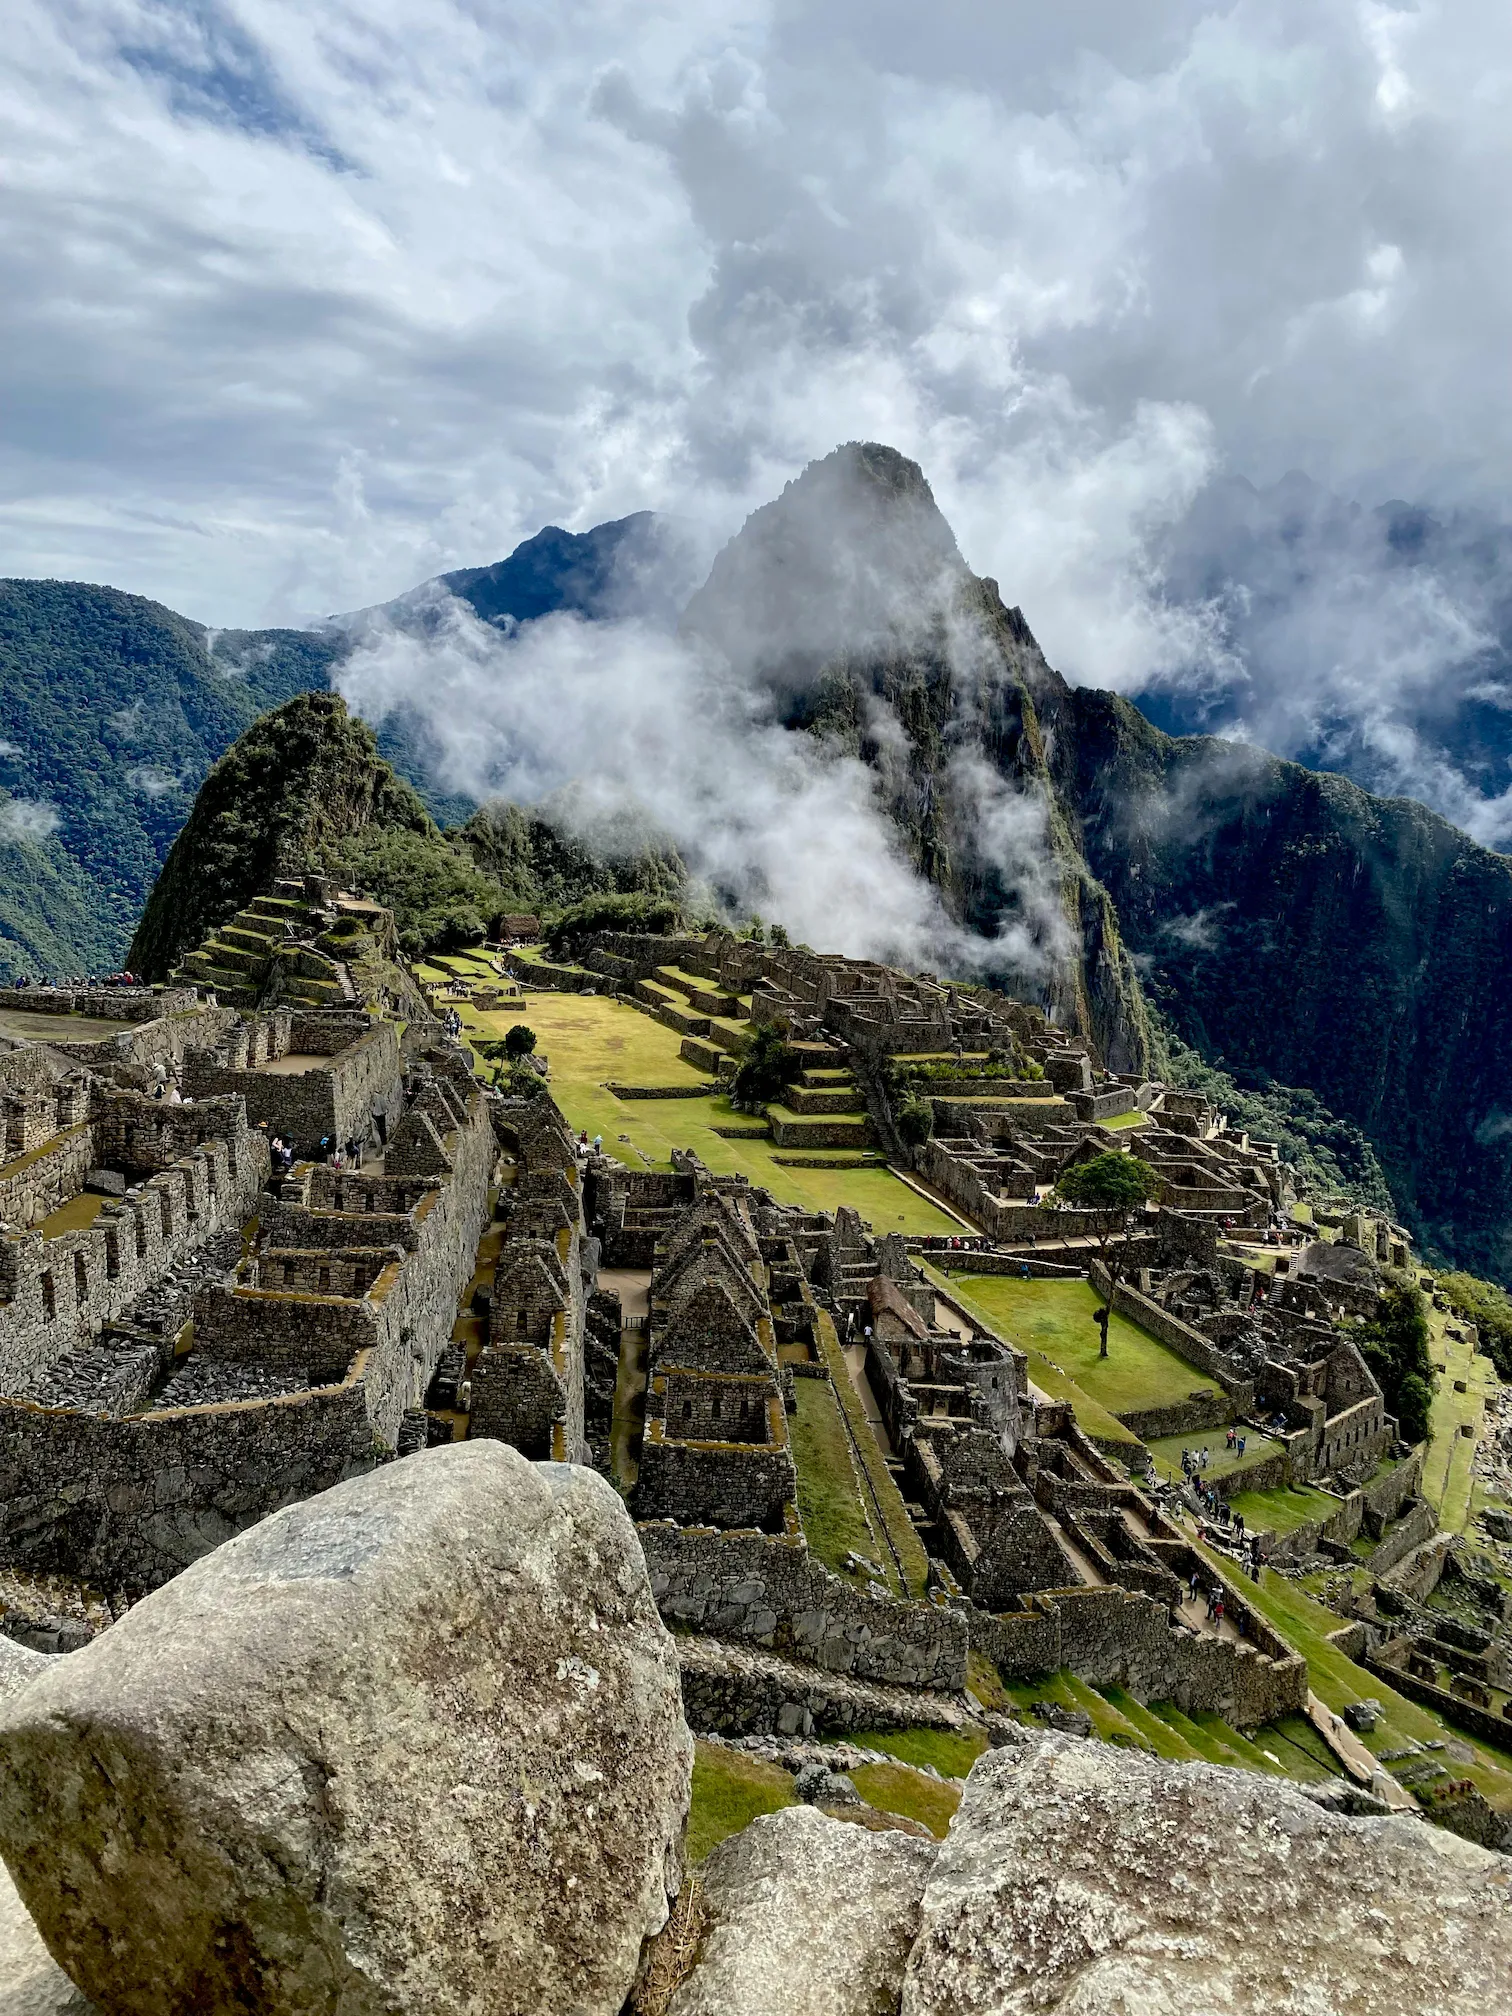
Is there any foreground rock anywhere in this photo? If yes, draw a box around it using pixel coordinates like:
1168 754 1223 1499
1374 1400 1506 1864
903 1736 1512 2015
0 1445 693 2016
673 1806 934 2016
0 1638 93 2016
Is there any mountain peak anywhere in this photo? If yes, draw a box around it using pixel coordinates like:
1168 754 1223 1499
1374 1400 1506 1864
681 440 967 686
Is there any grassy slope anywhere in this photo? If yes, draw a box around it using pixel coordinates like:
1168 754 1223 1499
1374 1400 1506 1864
789 1379 899 1595
942 1273 1213 1422
460 988 958 1231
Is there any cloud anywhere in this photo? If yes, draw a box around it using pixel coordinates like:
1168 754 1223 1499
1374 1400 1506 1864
125 762 185 797
335 583 1063 978
1159 902 1237 951
6 2 1512 844
0 798 60 840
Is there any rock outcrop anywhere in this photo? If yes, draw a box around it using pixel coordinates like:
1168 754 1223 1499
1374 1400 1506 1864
0 1638 93 2016
0 1444 693 2016
901 1735 1512 2015
672 1806 934 2016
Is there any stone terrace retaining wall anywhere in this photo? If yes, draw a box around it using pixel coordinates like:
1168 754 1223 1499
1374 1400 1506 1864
676 1633 968 1738
640 1521 968 1691
0 987 197 1023
1253 1449 1425 1560
971 1572 1308 1728
0 1367 375 1591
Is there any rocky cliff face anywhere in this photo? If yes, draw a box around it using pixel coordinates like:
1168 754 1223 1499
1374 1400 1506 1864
1045 685 1512 1276
687 442 1512 1274
682 444 1158 1076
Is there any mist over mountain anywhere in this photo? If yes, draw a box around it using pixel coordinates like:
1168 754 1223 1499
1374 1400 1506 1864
1138 473 1512 849
14 438 1512 1275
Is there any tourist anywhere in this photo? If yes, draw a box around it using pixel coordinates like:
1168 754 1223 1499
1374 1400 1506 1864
346 1135 362 1168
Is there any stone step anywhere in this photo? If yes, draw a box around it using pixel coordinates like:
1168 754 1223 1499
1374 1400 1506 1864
766 1109 873 1150
782 1083 865 1115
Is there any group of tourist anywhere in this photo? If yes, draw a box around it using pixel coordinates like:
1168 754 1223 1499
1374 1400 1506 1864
316 1135 366 1170
8 971 146 990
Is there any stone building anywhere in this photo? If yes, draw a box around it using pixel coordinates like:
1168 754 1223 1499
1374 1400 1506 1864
634 1187 797 1534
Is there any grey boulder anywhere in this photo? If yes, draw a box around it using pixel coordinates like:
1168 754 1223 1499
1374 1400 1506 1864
673 1805 935 2016
0 1444 693 2016
902 1736 1512 2014
0 1638 94 2016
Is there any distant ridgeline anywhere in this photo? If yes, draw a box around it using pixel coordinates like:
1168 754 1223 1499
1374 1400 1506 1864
0 512 668 985
13 452 1512 1276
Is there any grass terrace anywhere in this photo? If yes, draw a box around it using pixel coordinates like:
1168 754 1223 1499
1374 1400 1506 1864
942 1273 1224 1424
1422 1297 1501 1536
1223 1480 1341 1535
789 1378 903 1597
1201 1541 1512 1810
1144 1429 1289 1487
455 990 959 1231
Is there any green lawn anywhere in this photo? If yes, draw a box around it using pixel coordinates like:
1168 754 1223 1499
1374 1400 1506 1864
945 1274 1222 1421
462 991 957 1231
847 1761 961 1837
1099 1109 1149 1131
789 1378 900 1594
849 1727 987 1778
1223 1480 1340 1535
687 1743 795 1862
1206 1545 1512 1809
1145 1430 1289 1487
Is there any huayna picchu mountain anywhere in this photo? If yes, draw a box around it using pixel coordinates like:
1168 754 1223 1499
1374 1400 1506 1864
12 442 1512 1277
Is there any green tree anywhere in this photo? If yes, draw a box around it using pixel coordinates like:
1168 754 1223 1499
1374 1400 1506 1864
1053 1152 1160 1355
503 1023 538 1060
732 1023 800 1112
1358 1281 1435 1445
897 1095 934 1147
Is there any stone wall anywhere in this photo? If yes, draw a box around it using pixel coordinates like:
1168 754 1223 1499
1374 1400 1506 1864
0 1370 375 1591
1255 1449 1425 1560
1091 1263 1256 1413
675 1633 967 1738
0 1125 93 1229
183 1021 401 1158
1114 1391 1232 1440
970 1571 1308 1729
636 1400 795 1533
639 1520 968 1691
0 987 197 1022
0 1111 268 1391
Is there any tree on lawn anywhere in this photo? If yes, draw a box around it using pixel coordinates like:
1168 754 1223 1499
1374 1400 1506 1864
1053 1152 1160 1356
